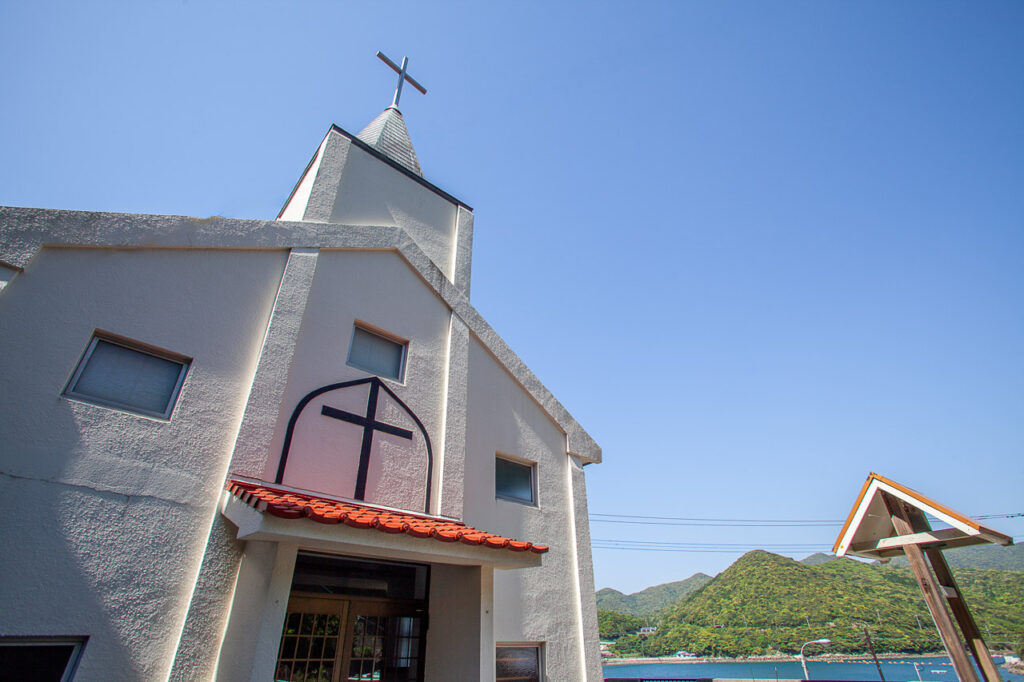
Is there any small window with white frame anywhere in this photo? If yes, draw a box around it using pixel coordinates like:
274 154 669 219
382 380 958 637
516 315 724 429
347 323 408 382
64 333 189 419
495 455 537 506
496 643 543 682
0 636 87 681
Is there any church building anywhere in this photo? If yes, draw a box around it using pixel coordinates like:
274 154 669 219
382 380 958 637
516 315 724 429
0 55 603 681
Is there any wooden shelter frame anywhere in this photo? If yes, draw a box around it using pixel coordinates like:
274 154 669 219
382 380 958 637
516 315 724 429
833 473 1013 682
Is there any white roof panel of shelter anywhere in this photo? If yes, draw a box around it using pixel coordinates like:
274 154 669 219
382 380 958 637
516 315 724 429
833 472 1013 562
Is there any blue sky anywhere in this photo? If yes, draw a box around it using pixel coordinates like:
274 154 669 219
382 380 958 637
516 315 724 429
2 1 1022 593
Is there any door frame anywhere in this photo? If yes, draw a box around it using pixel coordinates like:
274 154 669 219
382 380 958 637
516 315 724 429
277 590 428 681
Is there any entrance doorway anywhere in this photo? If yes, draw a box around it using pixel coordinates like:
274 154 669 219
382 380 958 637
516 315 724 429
274 553 428 682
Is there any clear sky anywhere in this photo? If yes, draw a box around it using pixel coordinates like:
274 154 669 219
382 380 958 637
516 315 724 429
2 1 1022 594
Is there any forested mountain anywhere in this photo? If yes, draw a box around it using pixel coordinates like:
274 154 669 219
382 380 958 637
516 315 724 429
601 550 1024 657
884 543 1024 572
800 552 838 566
596 573 713 616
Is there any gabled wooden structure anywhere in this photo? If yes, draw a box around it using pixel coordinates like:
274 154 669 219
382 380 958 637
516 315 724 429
833 473 1013 682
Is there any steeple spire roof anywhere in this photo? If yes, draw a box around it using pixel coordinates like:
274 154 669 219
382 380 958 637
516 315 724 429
352 52 428 176
356 106 422 176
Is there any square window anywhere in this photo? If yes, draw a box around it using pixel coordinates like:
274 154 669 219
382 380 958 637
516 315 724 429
347 324 407 382
0 637 86 681
496 644 542 682
64 334 189 419
496 456 536 505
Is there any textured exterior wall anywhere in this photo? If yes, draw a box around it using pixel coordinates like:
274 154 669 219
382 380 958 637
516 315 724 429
464 337 596 680
0 185 601 680
329 143 458 284
0 247 286 680
0 206 601 465
424 564 485 681
259 250 451 510
276 128 461 287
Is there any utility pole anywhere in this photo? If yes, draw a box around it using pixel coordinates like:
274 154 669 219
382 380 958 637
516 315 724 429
863 626 886 682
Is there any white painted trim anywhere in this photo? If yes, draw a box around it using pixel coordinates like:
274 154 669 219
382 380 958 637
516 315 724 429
872 527 966 550
278 136 329 222
248 543 298 682
434 311 454 515
835 479 880 557
874 480 978 536
566 460 589 680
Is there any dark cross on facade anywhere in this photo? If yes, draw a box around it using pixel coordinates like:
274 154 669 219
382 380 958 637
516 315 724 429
321 379 413 500
376 51 427 108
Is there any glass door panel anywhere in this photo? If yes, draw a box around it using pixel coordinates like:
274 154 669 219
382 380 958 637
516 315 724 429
342 601 424 682
278 597 424 682
276 603 346 682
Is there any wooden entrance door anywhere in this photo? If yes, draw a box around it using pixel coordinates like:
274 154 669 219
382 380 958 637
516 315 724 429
275 595 425 682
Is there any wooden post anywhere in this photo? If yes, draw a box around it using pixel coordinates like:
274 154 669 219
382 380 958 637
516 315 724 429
881 493 980 682
924 547 1002 682
863 626 886 681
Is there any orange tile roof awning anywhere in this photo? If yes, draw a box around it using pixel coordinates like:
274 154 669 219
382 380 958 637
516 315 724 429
226 479 549 554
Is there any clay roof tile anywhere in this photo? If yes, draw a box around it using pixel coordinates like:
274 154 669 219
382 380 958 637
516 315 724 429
227 479 548 555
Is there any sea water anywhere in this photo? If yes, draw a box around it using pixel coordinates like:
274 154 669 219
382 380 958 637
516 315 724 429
603 656 1024 682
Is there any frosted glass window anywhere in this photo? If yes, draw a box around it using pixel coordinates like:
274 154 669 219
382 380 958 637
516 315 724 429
496 457 535 505
348 326 406 381
496 645 541 682
66 337 188 418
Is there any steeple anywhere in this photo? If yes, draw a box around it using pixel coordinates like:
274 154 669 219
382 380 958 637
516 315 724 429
277 51 474 296
355 52 428 176
356 106 422 176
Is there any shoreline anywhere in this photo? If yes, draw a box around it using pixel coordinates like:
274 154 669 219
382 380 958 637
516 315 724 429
603 652 952 666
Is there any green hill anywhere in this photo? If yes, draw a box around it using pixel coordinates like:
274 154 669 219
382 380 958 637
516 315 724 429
800 552 839 566
606 550 1024 658
884 543 1024 572
596 573 713 616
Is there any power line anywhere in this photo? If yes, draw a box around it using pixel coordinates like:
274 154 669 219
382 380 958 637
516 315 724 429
589 518 840 527
590 513 842 523
588 511 1023 528
591 545 829 553
592 539 825 548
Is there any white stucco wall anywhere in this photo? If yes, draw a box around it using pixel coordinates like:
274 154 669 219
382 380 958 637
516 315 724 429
424 564 484 681
0 246 287 681
0 202 601 681
257 250 452 513
328 142 459 286
277 128 462 287
463 337 597 680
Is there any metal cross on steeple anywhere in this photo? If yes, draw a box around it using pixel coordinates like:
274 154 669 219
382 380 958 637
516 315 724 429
376 51 427 109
